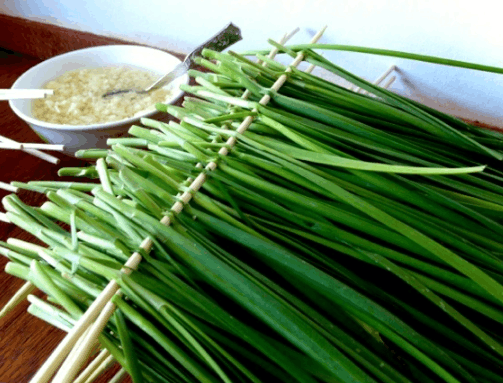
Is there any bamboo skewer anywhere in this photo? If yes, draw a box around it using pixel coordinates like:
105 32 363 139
238 28 299 101
382 75 397 89
354 64 397 93
263 27 300 60
28 273 128 383
52 326 98 382
73 349 112 383
373 64 397 87
0 143 65 151
306 61 318 74
30 27 326 383
108 368 127 383
0 134 60 164
0 89 54 100
81 356 116 383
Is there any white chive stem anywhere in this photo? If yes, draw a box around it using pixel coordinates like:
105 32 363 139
0 212 10 223
0 181 18 193
0 281 36 318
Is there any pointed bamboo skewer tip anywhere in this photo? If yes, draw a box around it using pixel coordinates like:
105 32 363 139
382 75 397 89
242 27 299 100
355 64 397 94
285 27 300 41
374 64 397 87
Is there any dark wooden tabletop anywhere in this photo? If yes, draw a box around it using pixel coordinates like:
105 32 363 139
0 50 129 383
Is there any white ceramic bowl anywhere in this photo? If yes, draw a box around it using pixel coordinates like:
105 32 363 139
9 45 189 155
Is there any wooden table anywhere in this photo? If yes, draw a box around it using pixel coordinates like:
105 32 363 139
0 49 129 383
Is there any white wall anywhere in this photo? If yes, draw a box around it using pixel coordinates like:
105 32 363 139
2 0 503 127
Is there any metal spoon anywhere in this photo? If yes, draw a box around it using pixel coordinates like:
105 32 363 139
103 23 242 98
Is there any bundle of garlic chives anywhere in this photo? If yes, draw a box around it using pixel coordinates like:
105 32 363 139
29 27 315 383
3 31 503 383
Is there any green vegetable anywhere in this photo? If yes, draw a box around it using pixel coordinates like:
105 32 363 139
3 36 503 383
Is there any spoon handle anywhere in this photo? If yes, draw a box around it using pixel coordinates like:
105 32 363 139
145 23 242 92
185 22 243 64
144 61 191 92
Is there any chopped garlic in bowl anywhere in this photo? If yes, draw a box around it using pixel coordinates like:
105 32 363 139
33 66 173 125
8 45 188 155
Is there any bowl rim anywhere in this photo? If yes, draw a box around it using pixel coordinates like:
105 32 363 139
8 44 188 131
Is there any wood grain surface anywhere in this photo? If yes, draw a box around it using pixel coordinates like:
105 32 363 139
0 49 130 383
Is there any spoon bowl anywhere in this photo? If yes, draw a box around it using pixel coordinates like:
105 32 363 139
102 22 242 98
